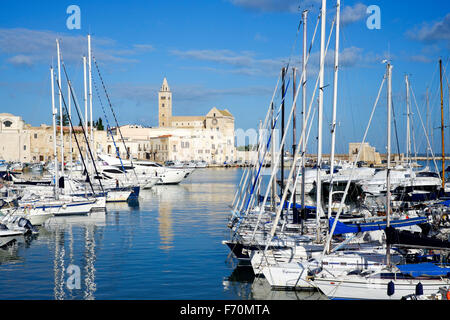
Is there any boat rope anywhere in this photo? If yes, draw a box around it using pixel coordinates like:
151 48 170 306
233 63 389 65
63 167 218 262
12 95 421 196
322 74 386 258
410 85 440 180
91 72 129 179
260 15 337 251
92 56 140 181
53 72 97 195
60 63 105 194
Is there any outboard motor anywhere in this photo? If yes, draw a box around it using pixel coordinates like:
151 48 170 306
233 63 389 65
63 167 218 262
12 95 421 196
17 217 38 234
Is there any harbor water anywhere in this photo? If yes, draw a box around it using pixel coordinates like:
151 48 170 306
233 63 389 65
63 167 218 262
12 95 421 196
2 159 444 300
0 167 325 300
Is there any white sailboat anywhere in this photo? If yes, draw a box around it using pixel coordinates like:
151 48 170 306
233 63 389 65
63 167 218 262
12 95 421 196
312 61 450 300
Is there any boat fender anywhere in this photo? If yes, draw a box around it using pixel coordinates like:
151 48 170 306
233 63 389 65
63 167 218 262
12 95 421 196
62 204 67 209
387 281 395 297
415 282 423 296
24 204 32 212
446 290 450 300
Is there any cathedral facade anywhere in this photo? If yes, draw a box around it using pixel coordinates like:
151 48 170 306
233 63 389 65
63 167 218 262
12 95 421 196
106 78 237 164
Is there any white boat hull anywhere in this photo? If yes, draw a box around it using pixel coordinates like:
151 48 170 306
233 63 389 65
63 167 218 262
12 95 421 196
314 275 450 300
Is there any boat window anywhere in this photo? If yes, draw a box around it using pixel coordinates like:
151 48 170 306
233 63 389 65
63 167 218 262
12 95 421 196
416 172 439 178
347 270 362 275
103 169 124 174
137 163 159 167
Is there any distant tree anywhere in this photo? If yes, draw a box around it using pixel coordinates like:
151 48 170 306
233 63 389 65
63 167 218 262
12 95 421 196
237 145 254 151
56 111 69 126
96 117 104 131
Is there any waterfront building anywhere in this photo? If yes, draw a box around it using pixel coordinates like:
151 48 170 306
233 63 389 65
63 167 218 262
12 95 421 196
28 125 107 163
0 113 31 162
348 142 381 164
2 78 235 165
106 78 236 164
0 112 107 164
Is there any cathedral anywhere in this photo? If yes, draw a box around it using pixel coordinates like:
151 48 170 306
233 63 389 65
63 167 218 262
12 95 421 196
158 77 234 133
106 78 236 164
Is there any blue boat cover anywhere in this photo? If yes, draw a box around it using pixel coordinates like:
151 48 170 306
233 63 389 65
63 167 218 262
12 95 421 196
257 196 316 210
397 262 450 277
281 201 316 210
329 216 428 235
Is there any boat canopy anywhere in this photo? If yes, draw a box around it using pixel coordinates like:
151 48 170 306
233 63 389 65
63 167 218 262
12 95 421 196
385 226 450 250
329 216 428 235
397 262 450 277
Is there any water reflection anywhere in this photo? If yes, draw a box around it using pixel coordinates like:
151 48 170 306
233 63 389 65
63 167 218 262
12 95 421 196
158 199 174 251
0 241 23 265
0 168 330 300
223 266 327 300
39 213 107 300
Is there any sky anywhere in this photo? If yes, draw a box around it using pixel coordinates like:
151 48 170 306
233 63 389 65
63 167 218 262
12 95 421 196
0 0 450 154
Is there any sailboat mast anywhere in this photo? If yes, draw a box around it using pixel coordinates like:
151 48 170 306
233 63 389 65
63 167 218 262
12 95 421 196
326 0 340 253
301 9 308 234
88 34 94 151
83 56 89 171
56 39 65 176
386 62 393 267
50 67 59 199
316 0 327 242
327 0 340 217
68 82 73 176
280 66 286 219
271 101 276 211
405 74 411 165
292 67 298 223
439 59 446 187
426 87 429 167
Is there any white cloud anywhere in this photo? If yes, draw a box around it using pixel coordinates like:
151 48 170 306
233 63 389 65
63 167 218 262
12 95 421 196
171 45 372 78
407 13 450 43
228 0 323 13
254 33 268 42
110 82 273 105
0 28 155 67
228 0 301 13
340 3 367 25
7 54 34 67
409 55 432 64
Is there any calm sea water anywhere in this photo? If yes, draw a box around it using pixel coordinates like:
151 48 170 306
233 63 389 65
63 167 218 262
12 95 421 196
0 168 325 300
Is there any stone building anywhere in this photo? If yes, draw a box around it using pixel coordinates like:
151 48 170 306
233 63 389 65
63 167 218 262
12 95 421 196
106 78 236 164
0 112 107 164
348 142 381 164
0 113 31 162
28 124 107 163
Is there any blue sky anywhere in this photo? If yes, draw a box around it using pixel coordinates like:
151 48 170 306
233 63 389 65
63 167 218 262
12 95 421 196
0 0 450 154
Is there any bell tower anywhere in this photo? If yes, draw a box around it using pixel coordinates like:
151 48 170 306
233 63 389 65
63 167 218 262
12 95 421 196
158 78 172 127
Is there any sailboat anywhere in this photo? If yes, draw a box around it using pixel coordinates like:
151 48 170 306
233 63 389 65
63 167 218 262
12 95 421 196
312 61 450 300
